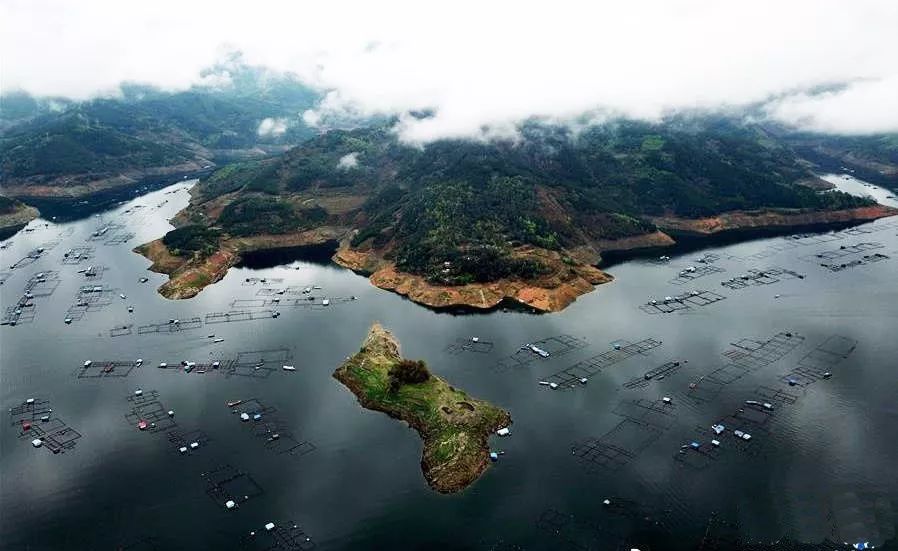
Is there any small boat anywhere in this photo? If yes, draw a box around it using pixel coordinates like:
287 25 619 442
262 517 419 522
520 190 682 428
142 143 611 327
64 317 73 324
158 362 167 368
579 377 588 385
282 365 296 371
32 439 43 448
212 361 220 368
549 382 559 389
322 299 330 307
213 338 224 343
496 427 511 437
711 424 725 435
822 372 833 379
272 311 281 318
83 360 92 368
208 334 215 338
135 359 143 366
128 306 134 313
227 400 243 408
137 420 149 430
240 412 250 422
134 389 143 396
472 336 480 343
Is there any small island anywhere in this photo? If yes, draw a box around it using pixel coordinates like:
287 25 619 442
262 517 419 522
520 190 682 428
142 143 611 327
334 323 511 493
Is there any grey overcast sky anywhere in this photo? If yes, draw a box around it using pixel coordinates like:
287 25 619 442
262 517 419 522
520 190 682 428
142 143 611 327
3 0 897 142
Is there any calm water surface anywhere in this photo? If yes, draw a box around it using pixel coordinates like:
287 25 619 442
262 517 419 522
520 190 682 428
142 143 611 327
2 175 898 550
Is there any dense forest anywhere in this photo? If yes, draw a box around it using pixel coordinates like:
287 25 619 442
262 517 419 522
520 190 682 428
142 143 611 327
183 118 876 284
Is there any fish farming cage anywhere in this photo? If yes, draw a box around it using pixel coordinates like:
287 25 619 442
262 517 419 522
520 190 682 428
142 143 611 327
78 264 107 280
572 419 663 474
719 267 805 290
779 335 858 387
242 277 284 286
492 335 589 372
110 324 134 337
694 252 722 264
1 302 36 326
802 241 885 262
137 317 203 335
752 385 801 406
205 310 278 324
445 337 495 355
77 360 139 378
230 398 317 460
9 398 53 425
668 264 725 285
256 287 288 296
721 332 805 371
639 290 725 314
622 360 687 389
679 377 726 406
227 348 293 378
103 231 136 245
239 521 315 551
203 464 264 509
252 419 317 460
9 399 82 454
819 253 890 273
673 436 723 471
24 271 62 296
611 399 679 430
125 390 177 433
543 337 663 388
9 253 39 270
60 246 95 265
167 429 212 455
86 222 124 242
681 332 805 401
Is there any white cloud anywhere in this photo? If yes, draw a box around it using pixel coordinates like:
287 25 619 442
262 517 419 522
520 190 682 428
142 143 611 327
3 0 897 141
765 77 898 135
337 152 359 170
257 117 288 137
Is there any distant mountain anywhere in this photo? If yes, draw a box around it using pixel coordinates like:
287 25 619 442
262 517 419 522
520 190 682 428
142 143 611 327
0 62 321 197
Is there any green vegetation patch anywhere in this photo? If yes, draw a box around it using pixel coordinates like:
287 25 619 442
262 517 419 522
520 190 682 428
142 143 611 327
217 195 326 236
161 224 222 257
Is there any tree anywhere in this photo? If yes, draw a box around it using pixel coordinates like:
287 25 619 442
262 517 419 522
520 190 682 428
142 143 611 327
388 359 430 392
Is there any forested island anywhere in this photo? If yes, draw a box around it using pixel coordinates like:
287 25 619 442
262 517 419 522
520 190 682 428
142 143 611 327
136 119 896 310
333 323 511 493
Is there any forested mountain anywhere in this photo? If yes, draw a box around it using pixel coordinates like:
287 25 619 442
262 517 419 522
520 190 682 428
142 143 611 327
177 118 878 285
0 63 320 193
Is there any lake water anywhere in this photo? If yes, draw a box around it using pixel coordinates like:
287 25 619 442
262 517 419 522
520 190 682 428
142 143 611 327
2 175 898 550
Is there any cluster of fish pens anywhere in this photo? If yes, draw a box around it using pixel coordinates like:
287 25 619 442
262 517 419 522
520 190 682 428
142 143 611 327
673 333 857 471
1 270 61 326
8 397 82 454
75 347 298 379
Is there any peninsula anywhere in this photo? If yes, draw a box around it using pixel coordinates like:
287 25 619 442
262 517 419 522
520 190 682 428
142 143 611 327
334 324 511 493
134 120 897 311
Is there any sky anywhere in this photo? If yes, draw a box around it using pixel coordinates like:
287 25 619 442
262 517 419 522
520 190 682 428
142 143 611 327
3 0 897 142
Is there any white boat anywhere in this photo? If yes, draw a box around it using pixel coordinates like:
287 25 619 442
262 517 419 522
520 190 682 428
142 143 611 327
322 299 330 306
213 338 224 343
83 360 92 368
282 365 296 371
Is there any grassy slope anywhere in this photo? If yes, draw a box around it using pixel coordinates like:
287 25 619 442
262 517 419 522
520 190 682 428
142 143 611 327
333 324 511 493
